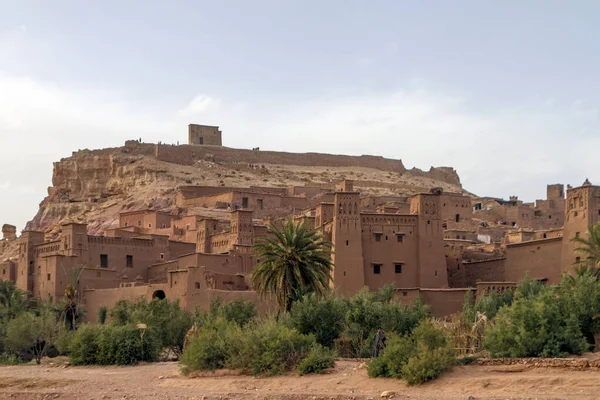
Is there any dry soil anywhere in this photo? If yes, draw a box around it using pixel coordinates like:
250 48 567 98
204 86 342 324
1 359 599 400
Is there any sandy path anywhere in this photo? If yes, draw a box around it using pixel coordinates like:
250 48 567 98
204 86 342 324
0 360 599 400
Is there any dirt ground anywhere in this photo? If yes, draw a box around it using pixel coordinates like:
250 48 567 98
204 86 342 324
1 359 599 400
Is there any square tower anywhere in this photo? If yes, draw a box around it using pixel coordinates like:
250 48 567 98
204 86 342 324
561 180 600 273
188 124 222 146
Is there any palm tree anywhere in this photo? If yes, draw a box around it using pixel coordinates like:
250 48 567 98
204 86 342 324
571 223 600 279
0 279 29 320
251 219 333 312
59 263 86 330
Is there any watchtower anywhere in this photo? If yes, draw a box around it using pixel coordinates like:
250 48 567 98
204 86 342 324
188 124 222 146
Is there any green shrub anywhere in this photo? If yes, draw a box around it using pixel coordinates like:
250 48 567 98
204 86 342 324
180 318 237 374
230 319 315 376
70 324 161 365
4 309 59 364
290 293 347 348
209 298 257 327
485 288 588 357
55 329 74 355
297 344 336 375
367 320 455 385
401 346 455 386
0 353 22 365
70 324 101 365
366 354 388 378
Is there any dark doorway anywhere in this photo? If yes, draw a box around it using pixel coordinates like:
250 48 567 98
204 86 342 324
152 290 166 300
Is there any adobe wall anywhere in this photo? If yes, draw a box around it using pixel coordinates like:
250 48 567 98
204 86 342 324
421 289 470 317
462 258 506 287
155 144 409 173
440 194 472 223
83 284 151 322
0 260 16 282
505 237 562 284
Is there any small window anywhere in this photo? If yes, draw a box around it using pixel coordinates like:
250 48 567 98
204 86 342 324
548 215 552 219
257 199 264 210
195 282 200 289
343 271 346 276
375 233 382 242
394 263 403 274
186 225 190 231
574 211 578 217
242 197 249 208
47 273 51 281
402 291 408 297
148 223 152 228
138 220 142 226
124 222 128 227
397 234 404 243
385 235 388 241
160 253 165 260
435 270 438 276
346 240 349 246
373 264 381 274
575 232 580 238
100 254 108 268
427 220 431 224
576 256 581 263
126 255 133 268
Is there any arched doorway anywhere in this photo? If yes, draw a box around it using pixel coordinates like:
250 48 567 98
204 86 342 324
152 290 166 300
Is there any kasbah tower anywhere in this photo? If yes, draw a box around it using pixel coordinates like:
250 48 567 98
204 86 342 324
561 179 600 273
329 181 447 296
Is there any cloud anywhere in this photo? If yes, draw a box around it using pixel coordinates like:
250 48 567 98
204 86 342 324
178 94 220 116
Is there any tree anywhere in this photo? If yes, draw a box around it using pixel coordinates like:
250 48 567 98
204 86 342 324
251 219 333 312
59 264 86 330
5 308 59 364
571 223 600 278
0 279 29 320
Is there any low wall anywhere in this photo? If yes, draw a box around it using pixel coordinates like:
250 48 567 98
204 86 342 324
421 288 470 317
504 237 562 284
476 358 600 370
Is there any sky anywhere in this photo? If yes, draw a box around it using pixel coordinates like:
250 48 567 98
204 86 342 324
0 1 599 232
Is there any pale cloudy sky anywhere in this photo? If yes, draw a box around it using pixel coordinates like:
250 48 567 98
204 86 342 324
0 1 599 232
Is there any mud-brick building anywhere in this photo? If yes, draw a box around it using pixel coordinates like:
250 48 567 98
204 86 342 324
15 222 195 302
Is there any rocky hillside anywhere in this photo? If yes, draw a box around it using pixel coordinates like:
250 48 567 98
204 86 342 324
1 143 463 261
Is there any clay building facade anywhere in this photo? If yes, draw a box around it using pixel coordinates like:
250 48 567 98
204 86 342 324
188 124 222 146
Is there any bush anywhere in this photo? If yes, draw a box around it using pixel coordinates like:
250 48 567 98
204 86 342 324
208 298 257 327
401 346 455 386
290 294 347 348
70 324 101 365
4 309 59 364
367 320 455 385
181 317 316 376
230 319 315 376
0 353 21 365
485 288 588 357
106 298 193 357
367 335 416 378
70 324 161 365
297 344 336 375
180 318 237 374
55 329 75 355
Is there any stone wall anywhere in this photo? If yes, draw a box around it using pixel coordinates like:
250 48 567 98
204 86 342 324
505 237 562 284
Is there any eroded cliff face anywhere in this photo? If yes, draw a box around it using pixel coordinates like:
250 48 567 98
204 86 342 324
1 143 463 262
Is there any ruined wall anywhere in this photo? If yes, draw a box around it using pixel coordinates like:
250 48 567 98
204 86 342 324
505 237 562 284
